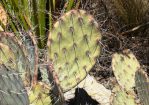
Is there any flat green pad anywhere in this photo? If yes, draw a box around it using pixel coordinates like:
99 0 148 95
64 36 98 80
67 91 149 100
0 32 31 86
135 69 149 105
111 86 136 105
112 49 140 91
29 82 52 105
0 64 29 105
47 10 101 92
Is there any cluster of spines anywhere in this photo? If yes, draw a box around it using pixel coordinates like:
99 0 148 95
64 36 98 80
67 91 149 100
17 31 38 85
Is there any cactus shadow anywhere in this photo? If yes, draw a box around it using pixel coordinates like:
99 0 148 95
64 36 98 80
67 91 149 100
66 88 100 105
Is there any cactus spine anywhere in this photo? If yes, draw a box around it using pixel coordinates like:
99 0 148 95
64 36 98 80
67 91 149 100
47 10 102 92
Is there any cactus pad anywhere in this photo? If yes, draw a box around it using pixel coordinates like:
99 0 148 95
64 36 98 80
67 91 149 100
29 82 52 105
112 49 140 91
0 32 31 86
135 69 149 105
0 64 29 105
111 86 136 105
47 10 102 92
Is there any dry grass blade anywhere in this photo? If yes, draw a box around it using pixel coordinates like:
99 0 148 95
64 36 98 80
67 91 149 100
0 3 7 31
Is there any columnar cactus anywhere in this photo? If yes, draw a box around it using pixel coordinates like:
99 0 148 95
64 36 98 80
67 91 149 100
135 69 149 105
0 64 29 105
47 9 102 92
112 49 140 91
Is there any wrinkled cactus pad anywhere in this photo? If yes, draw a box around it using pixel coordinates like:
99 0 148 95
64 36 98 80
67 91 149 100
0 64 29 105
135 69 149 105
47 10 102 92
111 86 136 105
0 32 31 86
29 82 52 105
112 49 140 91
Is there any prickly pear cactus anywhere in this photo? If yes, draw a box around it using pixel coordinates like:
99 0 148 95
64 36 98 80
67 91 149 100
0 32 31 86
29 82 52 105
47 10 102 92
135 69 149 105
111 85 136 105
112 49 140 91
0 64 29 105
